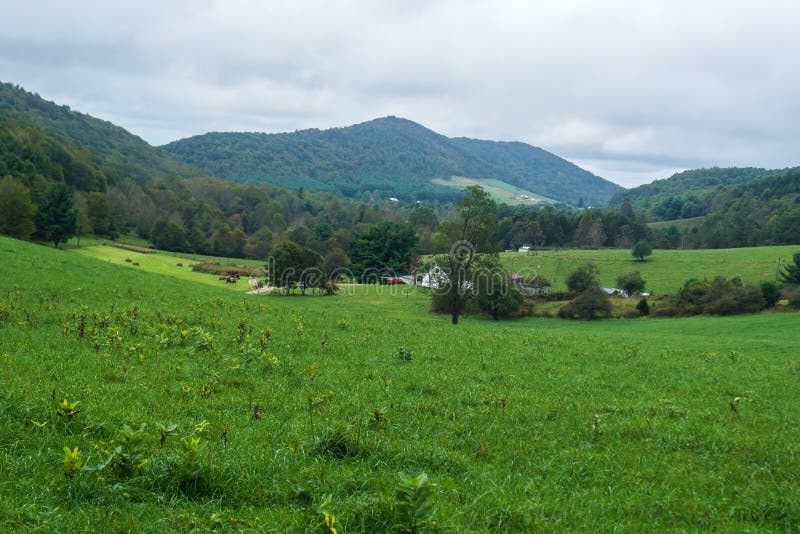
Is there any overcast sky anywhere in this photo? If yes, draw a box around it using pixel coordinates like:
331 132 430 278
2 0 799 187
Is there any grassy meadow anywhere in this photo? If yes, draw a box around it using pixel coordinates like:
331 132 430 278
500 245 796 294
432 176 556 205
1 236 799 532
72 244 263 293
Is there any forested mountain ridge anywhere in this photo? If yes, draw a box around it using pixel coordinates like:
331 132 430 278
0 82 206 187
162 116 621 206
609 167 782 220
0 82 409 257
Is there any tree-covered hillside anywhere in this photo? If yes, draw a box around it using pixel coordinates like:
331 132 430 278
162 116 621 206
0 82 410 257
0 82 204 186
609 167 781 220
689 169 800 248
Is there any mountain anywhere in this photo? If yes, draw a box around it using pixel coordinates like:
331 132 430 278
162 116 621 206
0 82 407 257
609 167 781 220
0 82 205 188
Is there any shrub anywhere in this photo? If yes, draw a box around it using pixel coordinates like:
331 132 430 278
565 263 600 293
473 270 523 320
636 298 650 316
616 271 646 296
558 286 612 320
676 277 766 316
759 281 782 308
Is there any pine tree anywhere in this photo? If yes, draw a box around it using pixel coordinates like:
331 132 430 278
36 182 77 247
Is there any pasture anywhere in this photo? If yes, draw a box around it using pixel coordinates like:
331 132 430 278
1 236 799 532
432 176 556 205
72 244 262 293
500 245 796 294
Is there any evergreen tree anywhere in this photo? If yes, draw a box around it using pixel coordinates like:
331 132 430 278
36 182 77 247
780 252 800 285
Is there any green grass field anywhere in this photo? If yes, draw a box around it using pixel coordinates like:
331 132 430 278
1 236 799 532
71 244 262 293
500 245 796 294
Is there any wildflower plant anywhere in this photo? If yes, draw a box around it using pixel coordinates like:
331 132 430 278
62 447 82 478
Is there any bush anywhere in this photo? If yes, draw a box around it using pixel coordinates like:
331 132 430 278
617 271 646 296
565 263 600 293
676 277 766 316
474 270 523 320
759 281 782 308
636 298 650 316
558 286 612 320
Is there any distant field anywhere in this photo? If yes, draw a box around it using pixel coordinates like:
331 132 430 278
647 216 705 231
432 176 556 205
71 245 261 292
500 245 797 294
2 236 799 532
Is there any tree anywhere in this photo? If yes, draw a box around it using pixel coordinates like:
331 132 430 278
320 248 350 295
349 221 418 279
566 263 600 293
619 198 635 220
269 240 321 295
631 240 653 261
0 175 36 240
408 206 439 230
558 286 612 320
86 191 116 238
780 252 800 284
474 265 523 320
616 270 646 296
35 182 77 247
759 281 782 307
151 218 189 251
436 186 498 324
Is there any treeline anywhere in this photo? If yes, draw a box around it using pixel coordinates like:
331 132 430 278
608 167 781 220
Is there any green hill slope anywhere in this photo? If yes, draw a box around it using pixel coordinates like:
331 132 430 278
162 116 621 206
0 82 205 187
609 167 781 220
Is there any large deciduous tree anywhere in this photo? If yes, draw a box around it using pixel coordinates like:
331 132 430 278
434 186 498 325
269 240 321 295
0 175 36 240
